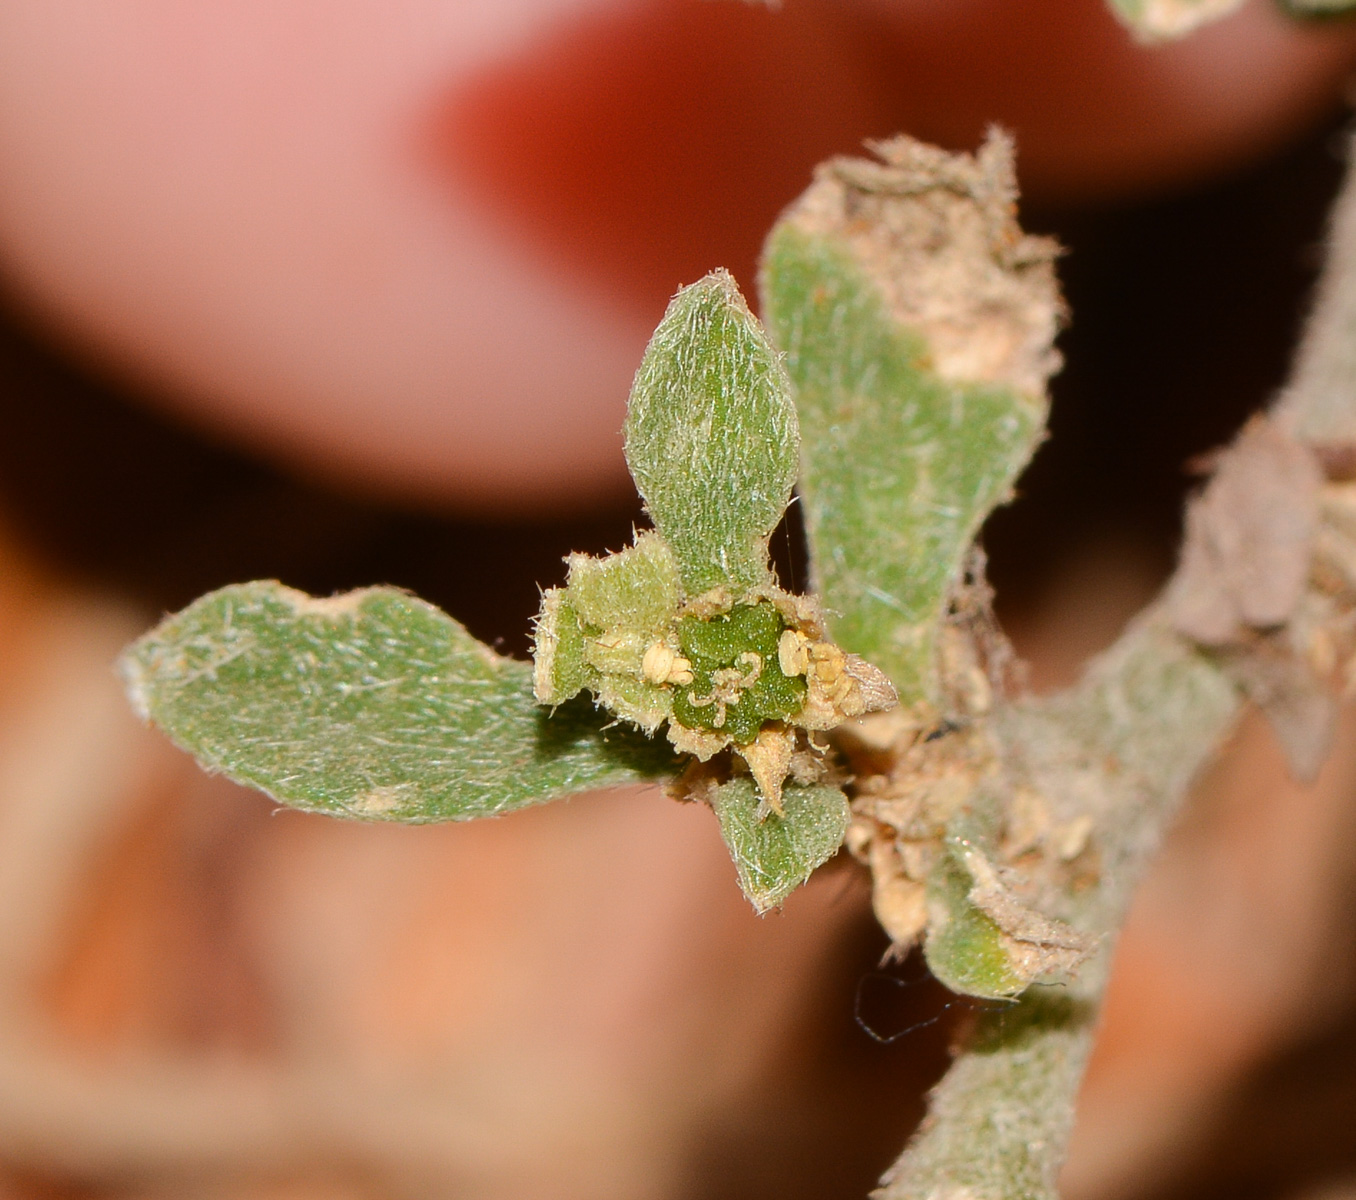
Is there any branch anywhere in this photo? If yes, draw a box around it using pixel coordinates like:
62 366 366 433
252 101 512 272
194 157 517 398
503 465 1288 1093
878 136 1356 1200
1282 133 1356 444
878 624 1239 1199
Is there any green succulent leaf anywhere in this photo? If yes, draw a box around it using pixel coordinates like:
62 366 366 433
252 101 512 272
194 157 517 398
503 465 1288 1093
760 135 1059 712
624 269 799 597
532 589 598 705
123 581 677 822
710 776 850 913
923 798 1093 1000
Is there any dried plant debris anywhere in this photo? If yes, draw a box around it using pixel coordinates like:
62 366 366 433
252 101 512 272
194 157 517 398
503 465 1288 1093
938 546 1023 719
1277 460 1356 775
842 707 1098 985
844 719 996 953
954 839 1094 977
1299 468 1356 678
1166 416 1323 644
1164 415 1356 780
781 129 1062 401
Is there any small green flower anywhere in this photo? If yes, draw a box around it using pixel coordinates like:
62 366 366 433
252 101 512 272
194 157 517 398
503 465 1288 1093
532 271 896 814
672 603 807 744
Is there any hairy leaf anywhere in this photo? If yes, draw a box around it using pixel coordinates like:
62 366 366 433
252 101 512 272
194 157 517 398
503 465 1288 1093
710 776 850 912
565 531 682 633
761 134 1059 712
123 582 676 822
532 589 598 705
624 270 799 596
924 820 1093 1001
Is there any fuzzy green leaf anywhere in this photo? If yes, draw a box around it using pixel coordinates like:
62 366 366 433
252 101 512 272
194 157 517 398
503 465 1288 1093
624 269 799 596
923 793 1094 1001
710 777 849 912
760 136 1058 711
565 531 682 633
532 589 598 705
763 228 1044 707
123 582 676 822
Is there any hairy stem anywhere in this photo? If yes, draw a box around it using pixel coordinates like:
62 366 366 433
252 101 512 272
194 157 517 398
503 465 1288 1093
880 136 1356 1200
879 623 1239 1199
1282 133 1356 444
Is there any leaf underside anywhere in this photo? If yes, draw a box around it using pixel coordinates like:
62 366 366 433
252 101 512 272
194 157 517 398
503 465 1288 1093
122 582 677 822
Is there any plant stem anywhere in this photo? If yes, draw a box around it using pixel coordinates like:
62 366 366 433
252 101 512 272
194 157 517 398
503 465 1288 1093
878 624 1240 1199
881 136 1356 1200
1282 133 1356 444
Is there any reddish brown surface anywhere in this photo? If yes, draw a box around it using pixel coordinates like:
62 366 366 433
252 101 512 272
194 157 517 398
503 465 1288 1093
2 1 1350 509
442 0 898 316
443 0 1356 322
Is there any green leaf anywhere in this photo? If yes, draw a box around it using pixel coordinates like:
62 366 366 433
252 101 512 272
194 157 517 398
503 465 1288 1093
923 841 1027 1000
760 135 1058 711
595 671 673 735
532 589 598 705
923 797 1093 1000
710 777 849 912
565 531 681 633
123 582 677 822
762 228 1043 708
624 269 799 597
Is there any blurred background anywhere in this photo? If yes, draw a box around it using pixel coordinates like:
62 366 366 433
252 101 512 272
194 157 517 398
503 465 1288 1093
3 0 1356 1196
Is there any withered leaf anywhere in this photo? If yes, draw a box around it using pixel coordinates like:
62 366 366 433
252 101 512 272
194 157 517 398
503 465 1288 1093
1166 416 1322 644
